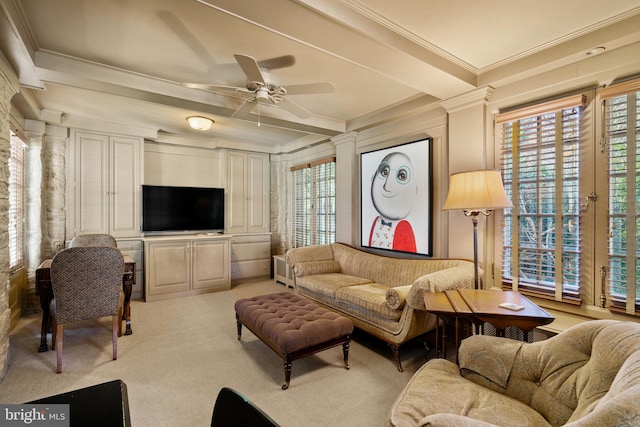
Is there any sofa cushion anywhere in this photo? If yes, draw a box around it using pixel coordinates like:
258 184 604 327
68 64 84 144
293 260 341 277
332 243 468 287
335 283 403 321
295 273 372 298
389 359 552 427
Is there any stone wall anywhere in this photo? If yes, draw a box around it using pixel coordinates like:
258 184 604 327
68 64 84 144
0 61 18 380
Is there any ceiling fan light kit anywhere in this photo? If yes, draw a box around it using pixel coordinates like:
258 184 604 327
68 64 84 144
187 116 214 130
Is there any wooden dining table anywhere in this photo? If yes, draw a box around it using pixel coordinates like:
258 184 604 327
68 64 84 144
35 255 136 353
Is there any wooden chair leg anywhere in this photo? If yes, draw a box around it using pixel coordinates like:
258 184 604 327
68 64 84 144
50 318 57 350
112 315 118 360
117 305 123 337
55 324 63 373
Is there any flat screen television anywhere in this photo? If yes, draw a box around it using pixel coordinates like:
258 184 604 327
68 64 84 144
142 185 225 233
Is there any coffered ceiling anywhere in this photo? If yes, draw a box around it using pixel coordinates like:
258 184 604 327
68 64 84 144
2 0 640 152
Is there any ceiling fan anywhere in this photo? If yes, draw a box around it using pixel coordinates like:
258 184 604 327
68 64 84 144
183 54 335 119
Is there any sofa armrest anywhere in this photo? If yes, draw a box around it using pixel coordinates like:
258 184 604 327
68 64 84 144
417 413 501 427
405 264 476 310
385 285 412 310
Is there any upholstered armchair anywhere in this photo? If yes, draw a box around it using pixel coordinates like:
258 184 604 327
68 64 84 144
389 320 640 426
49 246 125 373
69 233 117 248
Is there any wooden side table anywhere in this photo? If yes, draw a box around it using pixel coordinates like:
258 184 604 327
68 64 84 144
423 289 555 358
422 292 455 359
458 289 554 342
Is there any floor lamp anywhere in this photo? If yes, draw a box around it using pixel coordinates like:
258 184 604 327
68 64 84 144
443 170 512 290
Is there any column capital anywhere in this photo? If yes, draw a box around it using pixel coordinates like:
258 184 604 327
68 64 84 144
440 86 494 114
331 131 358 146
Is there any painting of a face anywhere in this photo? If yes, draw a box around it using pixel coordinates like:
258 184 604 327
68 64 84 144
361 137 432 256
371 152 416 220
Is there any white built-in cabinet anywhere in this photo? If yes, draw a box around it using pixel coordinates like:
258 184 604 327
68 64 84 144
224 150 272 281
230 233 272 282
67 130 142 238
225 151 270 234
144 235 231 301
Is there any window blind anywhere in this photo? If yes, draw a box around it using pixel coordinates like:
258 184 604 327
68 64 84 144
290 157 336 248
497 94 585 302
601 78 640 315
9 132 25 273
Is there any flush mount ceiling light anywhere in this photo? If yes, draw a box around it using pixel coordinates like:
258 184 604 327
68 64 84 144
587 46 606 56
187 116 214 131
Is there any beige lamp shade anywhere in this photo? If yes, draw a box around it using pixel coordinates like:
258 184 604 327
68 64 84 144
187 116 214 131
443 169 513 211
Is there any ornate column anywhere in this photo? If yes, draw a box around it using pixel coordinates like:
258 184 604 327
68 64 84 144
269 153 289 255
440 87 494 284
41 125 67 259
331 132 358 245
22 120 44 313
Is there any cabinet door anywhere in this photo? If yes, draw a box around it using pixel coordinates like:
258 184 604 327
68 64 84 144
226 151 247 234
74 132 109 234
192 240 230 291
110 136 140 237
145 241 191 298
246 153 270 233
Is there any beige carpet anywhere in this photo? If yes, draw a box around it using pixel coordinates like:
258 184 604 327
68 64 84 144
0 280 436 426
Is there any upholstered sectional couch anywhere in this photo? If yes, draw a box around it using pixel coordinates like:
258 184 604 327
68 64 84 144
284 243 475 371
389 319 640 426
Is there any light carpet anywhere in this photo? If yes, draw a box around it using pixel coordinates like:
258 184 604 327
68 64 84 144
0 280 436 426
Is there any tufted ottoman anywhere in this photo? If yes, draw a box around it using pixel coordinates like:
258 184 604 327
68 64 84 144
235 291 354 389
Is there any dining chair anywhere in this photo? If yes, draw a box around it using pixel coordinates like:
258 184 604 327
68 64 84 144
69 234 117 248
49 246 125 373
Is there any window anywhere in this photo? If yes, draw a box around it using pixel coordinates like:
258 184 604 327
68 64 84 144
291 157 336 247
9 131 25 273
497 94 586 302
600 79 640 315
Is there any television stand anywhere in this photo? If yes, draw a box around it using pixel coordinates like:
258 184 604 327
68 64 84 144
144 234 231 301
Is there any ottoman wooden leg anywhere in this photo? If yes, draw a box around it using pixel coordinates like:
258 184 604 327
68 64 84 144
343 336 351 370
236 316 243 340
283 355 293 390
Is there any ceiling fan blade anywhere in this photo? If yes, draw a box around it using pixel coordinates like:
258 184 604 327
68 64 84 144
278 98 312 119
232 98 257 118
182 82 246 93
257 55 295 70
285 82 335 95
234 54 266 84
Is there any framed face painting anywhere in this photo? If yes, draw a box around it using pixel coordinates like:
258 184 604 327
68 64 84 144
360 138 433 256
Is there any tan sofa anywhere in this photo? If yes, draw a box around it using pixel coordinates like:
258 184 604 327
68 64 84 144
284 243 475 371
389 319 640 426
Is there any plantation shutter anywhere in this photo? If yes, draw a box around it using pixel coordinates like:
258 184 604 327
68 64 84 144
496 94 585 302
310 158 336 245
9 131 26 273
600 78 640 315
290 157 336 248
291 163 311 248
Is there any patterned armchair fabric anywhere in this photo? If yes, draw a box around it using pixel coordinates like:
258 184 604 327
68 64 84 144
389 320 640 426
69 233 117 248
49 246 125 373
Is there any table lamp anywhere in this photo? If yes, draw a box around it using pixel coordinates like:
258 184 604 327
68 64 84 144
443 170 513 289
